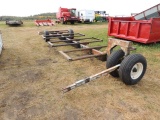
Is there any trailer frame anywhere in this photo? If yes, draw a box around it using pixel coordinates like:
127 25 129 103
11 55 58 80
39 29 135 61
39 29 147 93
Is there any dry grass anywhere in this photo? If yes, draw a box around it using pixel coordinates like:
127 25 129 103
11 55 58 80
0 21 160 120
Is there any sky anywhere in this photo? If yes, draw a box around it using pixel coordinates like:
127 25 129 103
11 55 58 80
0 0 159 17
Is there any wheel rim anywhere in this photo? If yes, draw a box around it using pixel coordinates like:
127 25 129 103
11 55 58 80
130 63 143 80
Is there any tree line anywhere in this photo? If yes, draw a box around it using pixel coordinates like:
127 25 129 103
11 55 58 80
0 13 56 21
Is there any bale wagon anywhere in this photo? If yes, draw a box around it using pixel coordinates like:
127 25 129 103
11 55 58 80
38 29 147 93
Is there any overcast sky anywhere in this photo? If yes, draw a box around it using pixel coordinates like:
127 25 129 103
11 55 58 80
0 0 159 17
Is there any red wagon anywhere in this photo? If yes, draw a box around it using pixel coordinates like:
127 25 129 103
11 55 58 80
108 3 160 44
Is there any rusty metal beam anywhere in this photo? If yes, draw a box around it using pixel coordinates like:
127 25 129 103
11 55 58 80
59 51 72 60
71 53 107 61
51 40 102 47
44 33 85 38
50 37 99 43
62 45 107 53
59 50 106 61
39 30 70 35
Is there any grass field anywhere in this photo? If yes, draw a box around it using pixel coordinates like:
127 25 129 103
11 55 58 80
0 20 160 120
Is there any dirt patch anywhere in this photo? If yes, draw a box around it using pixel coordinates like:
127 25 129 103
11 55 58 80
8 69 43 83
2 91 34 120
36 58 52 66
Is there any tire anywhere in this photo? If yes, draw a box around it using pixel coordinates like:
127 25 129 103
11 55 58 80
82 19 85 23
106 49 125 77
119 54 147 85
59 29 74 40
59 36 66 40
61 18 65 24
68 29 74 39
44 31 50 42
71 21 74 24
59 33 66 40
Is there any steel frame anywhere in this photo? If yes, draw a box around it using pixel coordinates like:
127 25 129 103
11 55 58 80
39 29 135 61
39 29 137 93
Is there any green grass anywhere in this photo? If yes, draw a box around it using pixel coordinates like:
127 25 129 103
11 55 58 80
0 21 9 28
81 22 160 65
1 20 159 64
0 20 36 28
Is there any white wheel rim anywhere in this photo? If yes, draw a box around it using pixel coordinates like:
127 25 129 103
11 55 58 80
130 63 143 80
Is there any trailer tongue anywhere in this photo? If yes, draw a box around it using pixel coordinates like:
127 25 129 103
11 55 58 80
62 64 120 93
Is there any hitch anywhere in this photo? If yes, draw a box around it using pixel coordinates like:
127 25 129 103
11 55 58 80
62 64 120 93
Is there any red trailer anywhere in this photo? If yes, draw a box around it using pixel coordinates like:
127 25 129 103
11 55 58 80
108 3 160 44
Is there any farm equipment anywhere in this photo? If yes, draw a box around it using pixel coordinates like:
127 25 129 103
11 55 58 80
94 11 109 22
39 29 147 93
0 31 3 55
56 7 79 24
6 20 23 26
35 19 54 26
77 10 95 23
108 3 160 44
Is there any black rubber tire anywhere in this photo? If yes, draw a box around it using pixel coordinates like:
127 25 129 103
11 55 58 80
59 33 66 40
106 49 125 77
119 54 147 85
68 29 74 39
82 19 85 24
59 29 74 40
71 21 74 24
59 36 66 40
61 18 65 24
44 31 50 42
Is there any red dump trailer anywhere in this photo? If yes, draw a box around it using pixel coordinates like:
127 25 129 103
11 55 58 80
108 3 160 44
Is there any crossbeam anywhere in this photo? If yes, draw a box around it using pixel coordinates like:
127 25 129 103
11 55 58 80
59 51 106 61
50 40 102 47
43 33 85 38
62 45 107 53
50 37 101 43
